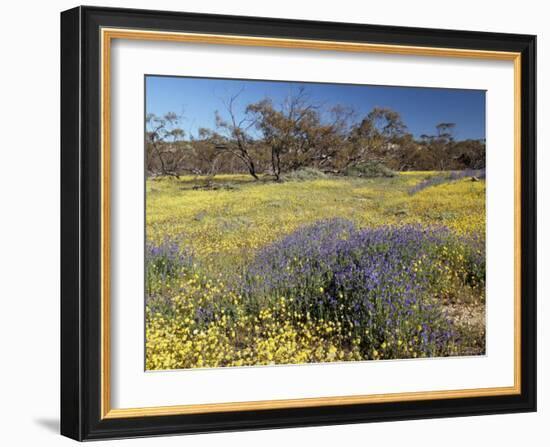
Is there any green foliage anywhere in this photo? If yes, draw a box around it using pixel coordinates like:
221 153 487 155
281 167 327 181
344 161 396 178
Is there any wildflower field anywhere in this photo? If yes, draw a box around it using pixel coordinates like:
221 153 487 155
145 172 486 370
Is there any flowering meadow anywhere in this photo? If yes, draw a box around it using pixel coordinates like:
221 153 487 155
145 172 485 370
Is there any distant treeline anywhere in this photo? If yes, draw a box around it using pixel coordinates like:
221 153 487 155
146 88 485 180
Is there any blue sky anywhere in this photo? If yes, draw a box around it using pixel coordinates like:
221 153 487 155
145 75 486 140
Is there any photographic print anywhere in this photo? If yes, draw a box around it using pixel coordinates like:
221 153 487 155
61 8 536 439
145 76 487 371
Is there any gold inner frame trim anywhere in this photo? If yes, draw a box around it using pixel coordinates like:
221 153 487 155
100 27 522 419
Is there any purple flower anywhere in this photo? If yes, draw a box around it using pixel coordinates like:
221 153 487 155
242 219 485 357
409 168 486 195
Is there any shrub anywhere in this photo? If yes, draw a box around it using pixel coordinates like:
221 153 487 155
281 167 327 181
344 161 395 178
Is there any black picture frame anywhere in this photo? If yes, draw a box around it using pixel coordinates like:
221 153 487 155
61 5 536 441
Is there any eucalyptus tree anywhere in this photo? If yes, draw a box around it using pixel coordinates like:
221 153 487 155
145 112 192 177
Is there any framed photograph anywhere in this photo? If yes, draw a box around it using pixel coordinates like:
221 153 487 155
61 6 536 441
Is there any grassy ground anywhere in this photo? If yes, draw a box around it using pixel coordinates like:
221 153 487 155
145 172 486 369
147 172 485 273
